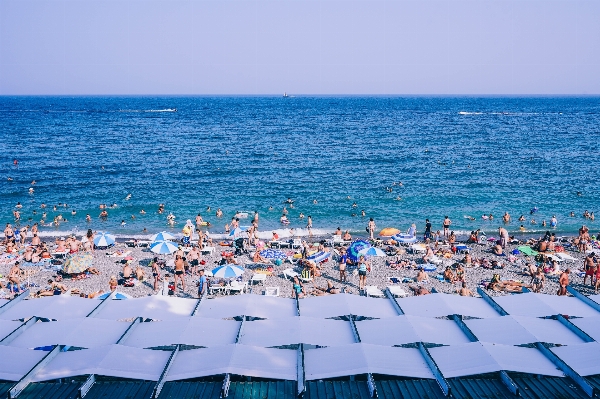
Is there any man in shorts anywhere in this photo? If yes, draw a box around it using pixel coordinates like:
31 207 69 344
424 219 432 241
197 269 208 298
339 250 347 282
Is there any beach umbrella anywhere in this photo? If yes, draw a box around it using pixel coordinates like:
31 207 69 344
358 247 387 257
347 240 371 262
259 249 287 259
150 240 178 254
94 232 115 247
63 253 93 274
379 228 400 237
97 292 131 300
307 251 331 263
151 231 176 242
211 264 245 278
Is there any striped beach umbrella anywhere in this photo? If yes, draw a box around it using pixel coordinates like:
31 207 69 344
307 251 331 263
358 247 387 258
151 231 176 242
211 265 245 278
150 240 178 254
94 232 116 247
259 249 287 259
346 240 371 263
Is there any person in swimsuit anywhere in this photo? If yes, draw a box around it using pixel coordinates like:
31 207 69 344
311 281 340 296
358 255 369 290
174 255 186 292
442 216 451 238
109 276 118 292
424 219 432 241
367 218 376 240
307 216 313 237
457 282 473 296
339 251 347 282
151 258 161 291
292 276 305 298
558 269 570 296
584 253 596 286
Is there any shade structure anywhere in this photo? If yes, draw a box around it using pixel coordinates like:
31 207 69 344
259 249 287 259
229 227 248 237
8 318 131 349
32 344 170 382
92 296 197 320
0 346 48 381
62 252 93 274
493 292 599 318
346 240 371 263
97 292 131 300
396 293 500 319
0 320 23 341
379 228 400 237
93 232 115 247
358 247 387 257
571 316 600 341
306 251 330 263
239 317 356 347
151 231 176 242
211 265 244 279
165 345 297 382
551 342 600 376
299 293 398 319
120 317 240 348
150 240 178 255
304 344 434 380
0 296 99 321
196 295 297 319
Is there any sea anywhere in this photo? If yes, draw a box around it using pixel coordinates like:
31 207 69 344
1 96 599 240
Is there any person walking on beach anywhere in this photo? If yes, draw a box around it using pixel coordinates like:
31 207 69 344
358 255 369 291
424 219 432 241
558 269 570 296
443 216 451 238
367 218 376 240
498 227 509 248
339 250 348 282
307 215 313 237
197 269 208 298
151 258 161 291
174 255 186 292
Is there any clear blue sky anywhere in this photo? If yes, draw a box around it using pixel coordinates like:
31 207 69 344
1 0 598 95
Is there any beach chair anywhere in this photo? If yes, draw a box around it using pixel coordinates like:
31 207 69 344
282 268 299 280
264 287 280 297
227 281 247 295
299 269 313 283
410 244 427 254
365 286 385 297
291 239 303 249
387 286 409 298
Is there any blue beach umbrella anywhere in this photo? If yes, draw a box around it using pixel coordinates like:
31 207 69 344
211 265 245 278
307 251 331 263
346 240 371 263
151 231 176 242
259 249 287 259
358 247 387 258
150 240 178 255
94 232 116 247
97 292 131 300
229 226 248 237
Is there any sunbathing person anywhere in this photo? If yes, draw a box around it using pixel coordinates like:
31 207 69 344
457 282 473 296
86 267 100 275
409 285 430 296
492 243 503 256
416 267 428 282
108 276 118 292
455 264 465 282
443 266 456 283
310 281 340 296
253 251 269 263
292 276 305 298
8 262 21 289
343 231 352 241
422 246 434 263
531 270 545 293
122 262 132 279
135 266 145 281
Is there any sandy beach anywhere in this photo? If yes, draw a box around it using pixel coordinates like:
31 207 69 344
0 232 593 301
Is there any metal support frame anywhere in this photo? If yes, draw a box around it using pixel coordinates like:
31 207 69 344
535 342 595 397
418 342 450 397
85 291 115 317
222 315 247 398
0 316 39 345
347 315 377 397
152 344 180 398
295 292 301 316
115 317 143 344
499 370 519 396
297 344 305 396
78 374 95 398
450 314 478 342
384 288 405 315
190 291 206 316
476 287 509 316
9 345 63 398
0 289 30 316
554 314 595 343
567 286 600 313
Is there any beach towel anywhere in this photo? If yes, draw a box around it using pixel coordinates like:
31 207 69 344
517 246 538 256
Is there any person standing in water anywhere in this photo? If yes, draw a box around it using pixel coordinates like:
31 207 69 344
307 215 313 237
443 216 451 238
368 218 376 240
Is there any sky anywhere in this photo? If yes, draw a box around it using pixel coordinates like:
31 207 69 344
0 0 599 95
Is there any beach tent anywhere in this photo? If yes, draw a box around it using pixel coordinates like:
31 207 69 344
304 343 434 380
356 315 471 346
92 296 197 320
238 316 356 347
8 318 130 349
32 344 170 382
195 295 297 319
0 296 99 321
429 342 563 378
396 293 500 319
0 346 48 381
465 315 585 346
165 345 297 382
120 317 240 348
299 293 398 319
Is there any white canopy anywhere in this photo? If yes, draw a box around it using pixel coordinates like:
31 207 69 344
465 315 584 345
494 293 598 318
0 346 47 381
396 294 499 319
0 319 24 341
551 343 600 377
196 295 297 319
93 296 197 320
429 342 563 378
8 318 130 349
356 316 471 346
165 345 297 381
239 317 355 347
0 296 98 321
571 316 600 342
32 344 170 382
121 317 240 348
299 294 398 318
304 343 433 380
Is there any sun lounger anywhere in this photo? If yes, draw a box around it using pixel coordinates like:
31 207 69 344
291 239 303 249
201 246 215 255
365 286 385 297
51 251 69 258
282 268 299 280
555 253 576 262
387 286 409 298
227 281 247 295
209 285 227 295
264 287 280 297
410 244 427 254
250 274 267 286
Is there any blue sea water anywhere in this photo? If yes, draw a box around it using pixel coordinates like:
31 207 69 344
0 96 599 239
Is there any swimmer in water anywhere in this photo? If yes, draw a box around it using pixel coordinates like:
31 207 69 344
29 187 34 194
86 214 91 222
31 180 36 185
131 215 136 220
7 177 13 181
313 199 318 204
125 194 132 200
395 196 402 200
206 206 211 212
352 202 357 208
71 210 76 216
577 191 582 196
346 196 351 200
140 209 146 214
361 210 366 217
299 213 305 219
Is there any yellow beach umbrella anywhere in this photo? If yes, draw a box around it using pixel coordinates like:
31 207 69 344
379 227 400 237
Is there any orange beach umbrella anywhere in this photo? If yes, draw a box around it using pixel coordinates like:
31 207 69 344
379 228 400 237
